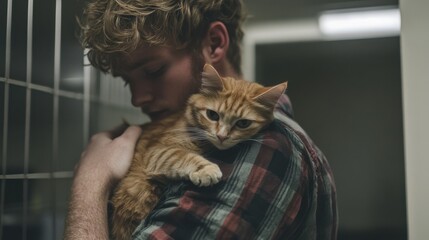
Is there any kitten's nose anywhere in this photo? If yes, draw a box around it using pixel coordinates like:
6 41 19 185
217 135 228 143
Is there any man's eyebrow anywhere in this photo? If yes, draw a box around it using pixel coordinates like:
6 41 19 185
113 56 157 77
129 56 157 71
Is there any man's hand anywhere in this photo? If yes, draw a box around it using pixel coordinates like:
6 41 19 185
64 125 142 240
75 124 142 188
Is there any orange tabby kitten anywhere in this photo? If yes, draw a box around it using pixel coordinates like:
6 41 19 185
111 64 287 239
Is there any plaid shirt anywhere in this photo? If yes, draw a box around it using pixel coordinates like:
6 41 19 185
132 94 338 240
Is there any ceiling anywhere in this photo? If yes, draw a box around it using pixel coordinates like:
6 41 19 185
243 0 398 24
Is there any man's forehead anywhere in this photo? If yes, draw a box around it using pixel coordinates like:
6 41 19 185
113 45 168 75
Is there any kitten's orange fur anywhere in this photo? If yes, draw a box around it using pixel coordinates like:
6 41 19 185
111 64 287 239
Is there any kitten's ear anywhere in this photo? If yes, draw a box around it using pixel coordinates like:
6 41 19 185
201 64 225 92
253 82 288 108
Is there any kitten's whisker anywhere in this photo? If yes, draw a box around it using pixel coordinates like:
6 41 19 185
163 128 191 135
160 127 208 142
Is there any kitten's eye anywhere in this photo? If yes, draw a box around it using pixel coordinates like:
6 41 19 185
206 109 220 121
235 119 252 129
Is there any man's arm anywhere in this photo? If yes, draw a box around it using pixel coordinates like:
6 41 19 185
64 125 142 240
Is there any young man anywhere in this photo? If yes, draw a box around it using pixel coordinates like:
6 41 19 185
64 0 338 239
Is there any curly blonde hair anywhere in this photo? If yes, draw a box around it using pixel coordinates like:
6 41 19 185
79 0 247 74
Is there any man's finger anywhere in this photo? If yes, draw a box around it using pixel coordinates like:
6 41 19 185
121 125 142 142
109 122 131 139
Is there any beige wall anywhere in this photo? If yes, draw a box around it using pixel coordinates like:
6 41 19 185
400 0 429 239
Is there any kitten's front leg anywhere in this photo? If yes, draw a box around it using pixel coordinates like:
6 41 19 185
150 150 222 187
189 162 222 186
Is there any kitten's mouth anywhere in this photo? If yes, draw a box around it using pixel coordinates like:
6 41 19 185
211 140 233 150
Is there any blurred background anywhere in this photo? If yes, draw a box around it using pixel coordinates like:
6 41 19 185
0 0 426 239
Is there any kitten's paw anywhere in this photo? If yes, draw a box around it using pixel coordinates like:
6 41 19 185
190 164 222 187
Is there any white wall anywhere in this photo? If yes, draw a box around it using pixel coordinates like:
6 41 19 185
400 0 429 239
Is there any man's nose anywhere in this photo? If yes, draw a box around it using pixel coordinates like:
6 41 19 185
131 92 153 107
130 81 154 107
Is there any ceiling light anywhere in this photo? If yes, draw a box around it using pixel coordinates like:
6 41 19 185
319 7 400 39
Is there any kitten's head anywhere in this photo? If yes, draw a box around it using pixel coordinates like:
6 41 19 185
186 64 287 150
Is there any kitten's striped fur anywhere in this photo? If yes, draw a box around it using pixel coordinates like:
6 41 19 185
111 64 287 239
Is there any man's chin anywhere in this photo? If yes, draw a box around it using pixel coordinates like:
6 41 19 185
147 110 173 122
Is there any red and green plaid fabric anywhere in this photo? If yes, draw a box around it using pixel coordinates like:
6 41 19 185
132 94 338 240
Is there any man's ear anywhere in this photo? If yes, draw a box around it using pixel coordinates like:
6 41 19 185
201 21 229 65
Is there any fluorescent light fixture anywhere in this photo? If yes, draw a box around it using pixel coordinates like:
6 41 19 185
319 7 400 39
